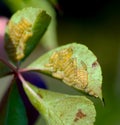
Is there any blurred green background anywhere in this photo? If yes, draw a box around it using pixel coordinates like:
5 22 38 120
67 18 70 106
0 0 120 125
57 1 120 125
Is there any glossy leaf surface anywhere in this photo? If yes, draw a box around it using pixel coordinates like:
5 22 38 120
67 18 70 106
0 62 10 78
2 80 28 125
22 80 96 125
28 43 103 100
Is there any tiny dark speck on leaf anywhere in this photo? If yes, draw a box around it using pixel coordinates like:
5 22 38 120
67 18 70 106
38 92 43 98
92 61 98 68
74 109 86 122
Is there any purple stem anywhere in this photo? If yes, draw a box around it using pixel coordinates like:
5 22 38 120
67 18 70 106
0 58 17 72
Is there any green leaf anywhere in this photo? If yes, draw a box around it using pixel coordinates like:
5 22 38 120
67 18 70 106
0 82 11 125
22 79 96 125
4 7 51 62
48 0 58 7
3 0 58 49
0 62 10 78
3 80 28 125
28 43 103 100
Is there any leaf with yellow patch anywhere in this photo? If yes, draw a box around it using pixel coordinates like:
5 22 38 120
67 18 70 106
4 0 58 49
27 43 103 100
5 7 51 62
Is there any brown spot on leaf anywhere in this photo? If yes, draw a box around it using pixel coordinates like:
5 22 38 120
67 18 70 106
74 109 86 122
60 113 64 117
92 61 98 68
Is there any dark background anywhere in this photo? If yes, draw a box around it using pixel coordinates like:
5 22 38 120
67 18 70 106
1 0 120 19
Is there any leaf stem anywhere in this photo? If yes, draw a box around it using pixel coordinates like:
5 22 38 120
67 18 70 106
0 58 17 73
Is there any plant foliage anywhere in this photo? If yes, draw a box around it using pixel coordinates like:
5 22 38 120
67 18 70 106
0 6 103 125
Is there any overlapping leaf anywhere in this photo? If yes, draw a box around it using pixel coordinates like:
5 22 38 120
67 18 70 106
0 80 28 125
4 7 51 62
21 78 96 125
28 43 103 100
3 0 58 49
0 62 11 78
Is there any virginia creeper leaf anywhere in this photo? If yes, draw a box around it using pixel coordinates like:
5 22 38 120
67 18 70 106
3 0 58 49
4 7 51 62
18 71 47 124
27 43 103 100
3 80 28 125
21 78 96 125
